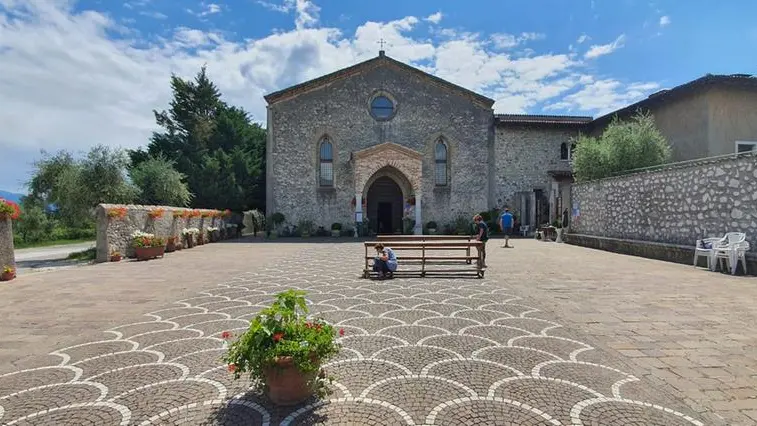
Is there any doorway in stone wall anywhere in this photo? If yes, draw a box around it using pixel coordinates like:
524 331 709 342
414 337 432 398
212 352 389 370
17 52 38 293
366 176 403 235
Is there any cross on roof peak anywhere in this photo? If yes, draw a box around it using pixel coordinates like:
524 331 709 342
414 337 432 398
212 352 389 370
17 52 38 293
378 38 387 56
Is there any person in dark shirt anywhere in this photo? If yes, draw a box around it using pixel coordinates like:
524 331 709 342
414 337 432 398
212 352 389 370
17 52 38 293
473 214 489 268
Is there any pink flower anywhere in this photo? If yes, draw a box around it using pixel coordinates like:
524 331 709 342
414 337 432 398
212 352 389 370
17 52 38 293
339 328 345 337
228 364 237 373
221 331 232 340
273 332 284 342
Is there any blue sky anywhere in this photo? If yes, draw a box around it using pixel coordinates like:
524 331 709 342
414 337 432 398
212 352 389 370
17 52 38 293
1 0 755 193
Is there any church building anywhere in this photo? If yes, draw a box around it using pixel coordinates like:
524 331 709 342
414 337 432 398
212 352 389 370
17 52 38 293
264 50 590 234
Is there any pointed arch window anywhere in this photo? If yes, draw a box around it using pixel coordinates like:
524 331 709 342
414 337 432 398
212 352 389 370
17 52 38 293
319 138 333 186
435 139 448 186
560 142 569 160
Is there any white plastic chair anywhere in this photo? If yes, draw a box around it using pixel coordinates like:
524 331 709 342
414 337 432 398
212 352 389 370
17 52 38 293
694 235 727 271
713 233 748 275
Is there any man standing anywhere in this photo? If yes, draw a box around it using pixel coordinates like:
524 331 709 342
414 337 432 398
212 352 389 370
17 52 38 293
499 208 514 248
473 215 489 268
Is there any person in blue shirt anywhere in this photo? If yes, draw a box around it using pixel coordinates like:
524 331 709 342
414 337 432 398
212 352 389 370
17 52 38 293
373 243 398 279
499 208 514 248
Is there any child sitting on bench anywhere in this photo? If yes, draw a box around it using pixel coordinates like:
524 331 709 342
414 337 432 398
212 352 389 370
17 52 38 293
373 243 398 279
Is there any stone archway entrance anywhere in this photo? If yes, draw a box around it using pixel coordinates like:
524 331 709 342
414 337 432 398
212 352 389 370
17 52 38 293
353 142 424 235
366 176 403 234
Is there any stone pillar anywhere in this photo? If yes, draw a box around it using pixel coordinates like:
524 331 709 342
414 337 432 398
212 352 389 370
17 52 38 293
354 193 363 238
414 194 422 235
0 216 15 272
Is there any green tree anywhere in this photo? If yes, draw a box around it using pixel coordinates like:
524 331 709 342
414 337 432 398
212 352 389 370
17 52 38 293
14 197 50 243
573 111 672 182
130 67 266 212
130 155 193 206
29 145 136 226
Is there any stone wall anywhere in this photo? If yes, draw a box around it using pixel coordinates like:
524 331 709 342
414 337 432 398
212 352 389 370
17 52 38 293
266 60 492 229
571 152 757 250
95 204 228 263
493 124 579 224
0 217 14 272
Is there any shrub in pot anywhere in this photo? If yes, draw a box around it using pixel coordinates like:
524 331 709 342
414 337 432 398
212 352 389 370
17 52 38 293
110 251 122 262
165 236 178 253
223 290 342 405
182 228 198 248
426 221 437 234
331 222 342 237
298 220 315 238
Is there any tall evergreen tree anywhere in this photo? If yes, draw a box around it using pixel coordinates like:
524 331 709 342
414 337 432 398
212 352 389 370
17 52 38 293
131 67 266 211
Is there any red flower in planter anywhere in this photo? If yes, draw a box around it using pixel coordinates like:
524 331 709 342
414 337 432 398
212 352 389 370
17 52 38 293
272 332 284 342
339 328 345 337
227 363 237 373
221 331 232 340
0 198 21 220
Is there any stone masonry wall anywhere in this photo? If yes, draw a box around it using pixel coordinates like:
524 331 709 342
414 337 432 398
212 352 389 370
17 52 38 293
0 217 14 272
571 152 757 249
267 61 492 230
95 204 227 263
493 124 578 212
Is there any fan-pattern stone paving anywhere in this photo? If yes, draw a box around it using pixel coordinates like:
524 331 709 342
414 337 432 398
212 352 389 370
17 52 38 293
0 247 705 425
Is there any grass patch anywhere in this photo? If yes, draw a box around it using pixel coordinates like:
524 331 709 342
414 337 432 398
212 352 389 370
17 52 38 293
14 238 94 250
67 248 96 261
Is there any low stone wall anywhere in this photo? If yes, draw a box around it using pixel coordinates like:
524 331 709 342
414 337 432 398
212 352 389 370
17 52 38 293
565 233 756 274
571 152 757 250
0 217 14 271
96 204 229 263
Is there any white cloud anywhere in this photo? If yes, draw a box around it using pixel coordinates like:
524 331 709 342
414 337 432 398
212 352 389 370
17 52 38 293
490 32 545 50
188 3 222 17
545 77 659 114
584 34 625 59
254 0 319 29
425 12 443 24
659 15 671 27
0 0 656 192
576 34 589 44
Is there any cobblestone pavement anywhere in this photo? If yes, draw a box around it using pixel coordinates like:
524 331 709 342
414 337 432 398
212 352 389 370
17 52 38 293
0 241 708 425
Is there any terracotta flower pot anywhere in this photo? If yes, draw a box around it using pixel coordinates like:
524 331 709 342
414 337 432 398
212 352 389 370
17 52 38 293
263 356 318 406
134 246 165 261
184 235 195 248
1 271 16 281
165 239 177 253
110 254 121 262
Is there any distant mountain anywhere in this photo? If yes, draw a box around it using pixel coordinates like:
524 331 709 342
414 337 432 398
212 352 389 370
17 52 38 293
0 190 23 203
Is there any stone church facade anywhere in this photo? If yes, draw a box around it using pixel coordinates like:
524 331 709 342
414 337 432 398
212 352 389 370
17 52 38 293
264 51 588 234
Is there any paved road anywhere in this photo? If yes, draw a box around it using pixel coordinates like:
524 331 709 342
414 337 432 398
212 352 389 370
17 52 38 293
14 241 95 262
0 239 722 425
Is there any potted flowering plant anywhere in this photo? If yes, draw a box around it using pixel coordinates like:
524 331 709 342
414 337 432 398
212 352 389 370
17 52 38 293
223 290 342 405
207 226 220 242
331 223 342 238
106 206 127 220
172 210 184 219
147 208 165 219
166 236 178 252
1 265 16 281
0 199 21 220
131 231 165 261
182 228 198 248
110 250 122 262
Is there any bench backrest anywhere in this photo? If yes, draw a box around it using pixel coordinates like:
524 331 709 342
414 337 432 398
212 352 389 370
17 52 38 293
364 241 481 248
375 235 472 241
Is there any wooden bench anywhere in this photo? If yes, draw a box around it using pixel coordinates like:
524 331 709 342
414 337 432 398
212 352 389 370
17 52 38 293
363 240 485 279
375 235 475 263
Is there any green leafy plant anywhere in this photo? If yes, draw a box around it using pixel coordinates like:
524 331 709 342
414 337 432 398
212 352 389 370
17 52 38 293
131 230 166 248
298 220 315 236
453 216 471 234
426 221 437 229
331 222 342 231
573 111 671 181
270 213 285 228
222 290 342 397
